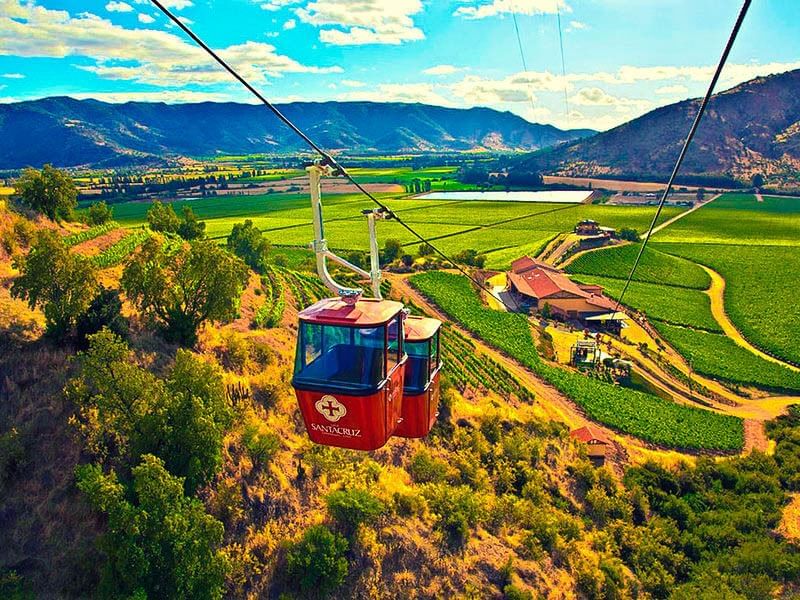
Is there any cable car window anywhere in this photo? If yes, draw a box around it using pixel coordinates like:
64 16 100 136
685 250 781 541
294 322 387 392
386 315 402 372
404 339 429 395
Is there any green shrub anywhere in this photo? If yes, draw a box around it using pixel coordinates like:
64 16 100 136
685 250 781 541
241 420 280 464
408 448 449 484
326 488 385 536
286 525 348 596
87 201 113 225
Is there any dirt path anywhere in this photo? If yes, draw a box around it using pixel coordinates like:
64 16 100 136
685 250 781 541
701 264 800 373
756 192 764 202
648 193 721 236
743 420 769 453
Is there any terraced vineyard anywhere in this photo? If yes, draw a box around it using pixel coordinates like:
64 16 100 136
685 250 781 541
654 242 800 366
64 222 119 247
571 275 721 332
566 243 710 289
653 322 800 393
253 266 285 329
92 229 151 268
410 271 743 451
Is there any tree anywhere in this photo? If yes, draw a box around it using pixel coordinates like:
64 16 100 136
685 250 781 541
177 206 206 240
401 254 414 268
11 230 98 338
87 201 113 226
418 243 435 257
226 219 271 272
75 287 128 348
70 330 233 490
540 302 553 320
75 455 228 600
122 238 249 346
16 164 77 221
751 173 765 189
618 227 640 242
453 248 486 268
382 238 403 264
695 188 706 202
286 525 348 596
146 200 179 233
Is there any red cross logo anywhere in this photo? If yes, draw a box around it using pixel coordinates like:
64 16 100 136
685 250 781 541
315 395 347 422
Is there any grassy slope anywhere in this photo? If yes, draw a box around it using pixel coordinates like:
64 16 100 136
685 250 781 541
410 271 743 451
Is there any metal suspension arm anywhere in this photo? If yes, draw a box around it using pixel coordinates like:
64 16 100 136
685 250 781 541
308 164 383 302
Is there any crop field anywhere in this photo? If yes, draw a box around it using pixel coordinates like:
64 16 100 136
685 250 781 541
566 243 710 289
652 193 800 365
571 275 721 332
654 242 800 366
112 191 687 270
653 193 800 246
653 322 800 393
410 271 743 451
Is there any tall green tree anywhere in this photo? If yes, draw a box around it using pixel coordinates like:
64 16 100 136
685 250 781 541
11 230 98 338
87 201 113 226
122 238 249 346
226 219 270 271
146 200 180 233
69 330 233 490
76 455 228 600
16 164 77 221
177 206 206 240
382 238 403 264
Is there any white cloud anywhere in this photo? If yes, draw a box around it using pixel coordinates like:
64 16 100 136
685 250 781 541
137 13 155 23
570 87 651 111
133 0 193 9
106 1 133 12
295 0 425 45
655 84 689 96
423 64 466 76
0 1 341 88
341 79 366 87
566 19 587 32
2 73 25 79
283 18 297 30
65 90 242 103
259 0 299 10
455 0 569 20
336 82 451 106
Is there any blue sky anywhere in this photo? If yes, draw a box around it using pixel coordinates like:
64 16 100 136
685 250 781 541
0 0 798 130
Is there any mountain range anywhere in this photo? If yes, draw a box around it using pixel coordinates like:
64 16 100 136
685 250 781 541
0 98 594 169
517 69 800 180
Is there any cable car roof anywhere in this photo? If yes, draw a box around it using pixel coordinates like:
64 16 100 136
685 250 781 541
298 297 405 327
405 316 442 342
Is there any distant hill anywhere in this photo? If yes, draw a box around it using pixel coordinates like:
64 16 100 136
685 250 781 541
0 98 595 169
516 69 800 181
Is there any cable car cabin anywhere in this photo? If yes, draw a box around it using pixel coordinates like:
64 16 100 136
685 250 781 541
395 316 442 439
292 297 407 451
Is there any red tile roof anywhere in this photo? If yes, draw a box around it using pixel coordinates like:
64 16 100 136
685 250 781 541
510 255 560 274
570 425 610 445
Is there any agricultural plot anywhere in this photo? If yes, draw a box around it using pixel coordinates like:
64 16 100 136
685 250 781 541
410 271 743 451
653 193 800 246
566 243 710 289
654 242 800 365
653 322 800 393
92 230 150 268
571 275 721 332
64 222 119 247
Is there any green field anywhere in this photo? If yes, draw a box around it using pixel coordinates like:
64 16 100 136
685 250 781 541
654 243 800 366
652 193 800 365
567 243 710 289
571 274 721 332
653 322 800 393
113 192 687 271
410 271 743 451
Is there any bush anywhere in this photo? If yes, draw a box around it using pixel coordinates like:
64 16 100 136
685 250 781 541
382 238 403 263
241 419 280 464
87 201 113 225
286 525 348 596
146 200 180 233
408 448 449 484
618 227 640 242
75 288 128 348
453 248 486 268
227 219 270 272
326 488 385 536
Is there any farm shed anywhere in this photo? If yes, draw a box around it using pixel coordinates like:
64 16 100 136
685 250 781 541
570 425 610 464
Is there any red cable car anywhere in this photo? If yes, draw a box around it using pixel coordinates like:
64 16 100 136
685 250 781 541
293 298 407 451
395 316 442 438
